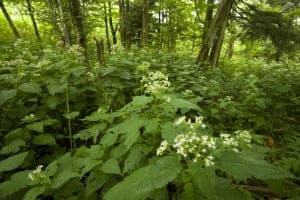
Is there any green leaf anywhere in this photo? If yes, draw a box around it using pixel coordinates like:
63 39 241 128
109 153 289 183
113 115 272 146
23 186 45 200
0 152 28 172
51 171 81 189
161 122 178 145
5 128 31 143
26 121 44 133
103 156 181 200
48 83 67 96
217 151 294 180
0 170 31 198
111 115 147 151
86 171 108 198
117 96 153 116
101 158 121 175
169 96 202 112
0 89 17 105
33 134 57 146
119 71 132 80
19 82 42 94
64 111 80 120
123 145 145 174
0 139 26 155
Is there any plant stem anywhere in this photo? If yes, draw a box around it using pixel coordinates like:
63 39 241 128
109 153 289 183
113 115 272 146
66 83 73 151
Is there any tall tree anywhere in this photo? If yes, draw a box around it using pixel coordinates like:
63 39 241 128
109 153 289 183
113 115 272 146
197 0 234 67
108 0 117 44
104 0 111 53
47 0 62 40
119 0 130 48
25 0 41 41
0 0 20 38
142 0 149 46
57 0 72 46
69 0 87 60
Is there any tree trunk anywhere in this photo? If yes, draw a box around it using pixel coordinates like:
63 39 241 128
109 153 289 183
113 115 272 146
0 0 20 38
25 0 41 41
104 1 111 54
108 0 117 44
197 0 234 67
202 0 215 41
57 0 71 46
69 0 87 60
142 0 149 46
47 0 62 40
95 38 105 65
119 0 130 48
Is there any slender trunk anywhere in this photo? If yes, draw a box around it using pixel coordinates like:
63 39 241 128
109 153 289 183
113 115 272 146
69 0 87 61
26 0 41 41
47 0 62 39
57 0 71 46
119 0 125 45
226 36 235 59
104 1 111 54
0 0 20 38
197 0 234 67
202 0 215 41
108 0 117 44
142 0 149 46
95 38 105 65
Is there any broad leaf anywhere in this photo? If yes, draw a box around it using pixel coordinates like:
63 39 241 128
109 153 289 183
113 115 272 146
33 134 57 145
0 152 28 172
19 82 42 94
0 89 17 105
101 158 121 175
103 156 181 200
217 151 294 180
86 171 108 198
23 186 45 200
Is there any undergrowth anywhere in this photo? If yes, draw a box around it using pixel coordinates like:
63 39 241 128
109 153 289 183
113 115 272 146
0 40 299 200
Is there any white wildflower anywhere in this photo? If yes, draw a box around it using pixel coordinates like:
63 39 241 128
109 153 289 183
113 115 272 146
156 140 169 156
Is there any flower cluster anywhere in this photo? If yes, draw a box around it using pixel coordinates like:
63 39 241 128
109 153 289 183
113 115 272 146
28 165 50 184
21 113 37 123
136 62 149 73
175 116 206 130
173 131 216 166
141 71 171 95
156 140 169 156
220 130 252 151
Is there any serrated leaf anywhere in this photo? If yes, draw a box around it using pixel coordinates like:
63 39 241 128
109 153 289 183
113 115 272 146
161 122 178 145
23 186 45 200
19 82 42 94
103 156 181 200
86 171 108 198
0 89 17 105
123 145 145 174
217 151 294 180
0 152 28 172
33 134 57 145
51 171 81 189
117 96 153 116
101 158 121 175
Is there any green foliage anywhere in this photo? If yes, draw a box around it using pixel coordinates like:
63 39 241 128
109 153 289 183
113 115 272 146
0 41 299 199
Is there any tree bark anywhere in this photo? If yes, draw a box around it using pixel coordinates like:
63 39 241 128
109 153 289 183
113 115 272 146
69 0 87 61
25 0 41 41
57 0 71 46
142 0 149 46
104 1 111 54
47 0 62 40
108 0 117 44
197 0 234 67
0 0 20 38
202 0 215 41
